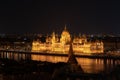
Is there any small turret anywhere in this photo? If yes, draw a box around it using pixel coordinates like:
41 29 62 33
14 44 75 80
64 24 67 31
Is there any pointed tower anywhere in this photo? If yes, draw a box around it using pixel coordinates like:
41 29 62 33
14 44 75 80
52 32 56 43
64 24 67 31
67 40 78 65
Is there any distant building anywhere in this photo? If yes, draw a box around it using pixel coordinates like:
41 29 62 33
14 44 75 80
32 26 104 54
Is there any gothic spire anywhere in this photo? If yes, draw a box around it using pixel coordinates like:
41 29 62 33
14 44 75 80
64 24 67 31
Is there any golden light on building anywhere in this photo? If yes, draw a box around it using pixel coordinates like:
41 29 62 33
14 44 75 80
31 26 104 54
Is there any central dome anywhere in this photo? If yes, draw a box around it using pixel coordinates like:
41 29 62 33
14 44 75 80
61 26 70 36
60 26 71 44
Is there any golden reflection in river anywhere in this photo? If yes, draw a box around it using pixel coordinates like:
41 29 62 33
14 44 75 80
76 58 104 73
31 55 68 63
2 52 120 73
31 55 119 73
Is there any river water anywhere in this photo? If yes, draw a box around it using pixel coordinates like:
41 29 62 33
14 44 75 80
0 51 120 73
31 54 120 73
0 52 120 80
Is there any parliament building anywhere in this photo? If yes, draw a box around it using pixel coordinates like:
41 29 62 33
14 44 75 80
32 26 104 54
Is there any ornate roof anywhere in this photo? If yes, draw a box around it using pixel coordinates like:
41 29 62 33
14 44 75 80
61 26 70 36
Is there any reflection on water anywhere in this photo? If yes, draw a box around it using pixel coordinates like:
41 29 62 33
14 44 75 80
77 58 105 73
1 52 26 60
78 57 120 73
32 54 120 73
32 55 68 63
1 52 120 73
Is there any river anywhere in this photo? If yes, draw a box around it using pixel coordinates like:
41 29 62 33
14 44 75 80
31 54 120 73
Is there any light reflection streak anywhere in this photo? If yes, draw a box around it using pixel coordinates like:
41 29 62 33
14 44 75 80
31 55 119 73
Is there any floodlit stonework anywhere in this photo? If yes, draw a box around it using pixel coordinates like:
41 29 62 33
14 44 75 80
32 26 104 54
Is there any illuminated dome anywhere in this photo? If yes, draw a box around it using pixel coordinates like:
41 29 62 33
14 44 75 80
60 26 71 44
61 27 70 36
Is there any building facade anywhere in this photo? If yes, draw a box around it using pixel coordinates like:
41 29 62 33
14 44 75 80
32 27 104 54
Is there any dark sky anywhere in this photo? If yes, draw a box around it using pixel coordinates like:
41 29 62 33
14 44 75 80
0 0 120 34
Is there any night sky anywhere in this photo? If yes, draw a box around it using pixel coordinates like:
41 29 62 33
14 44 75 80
0 0 120 35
